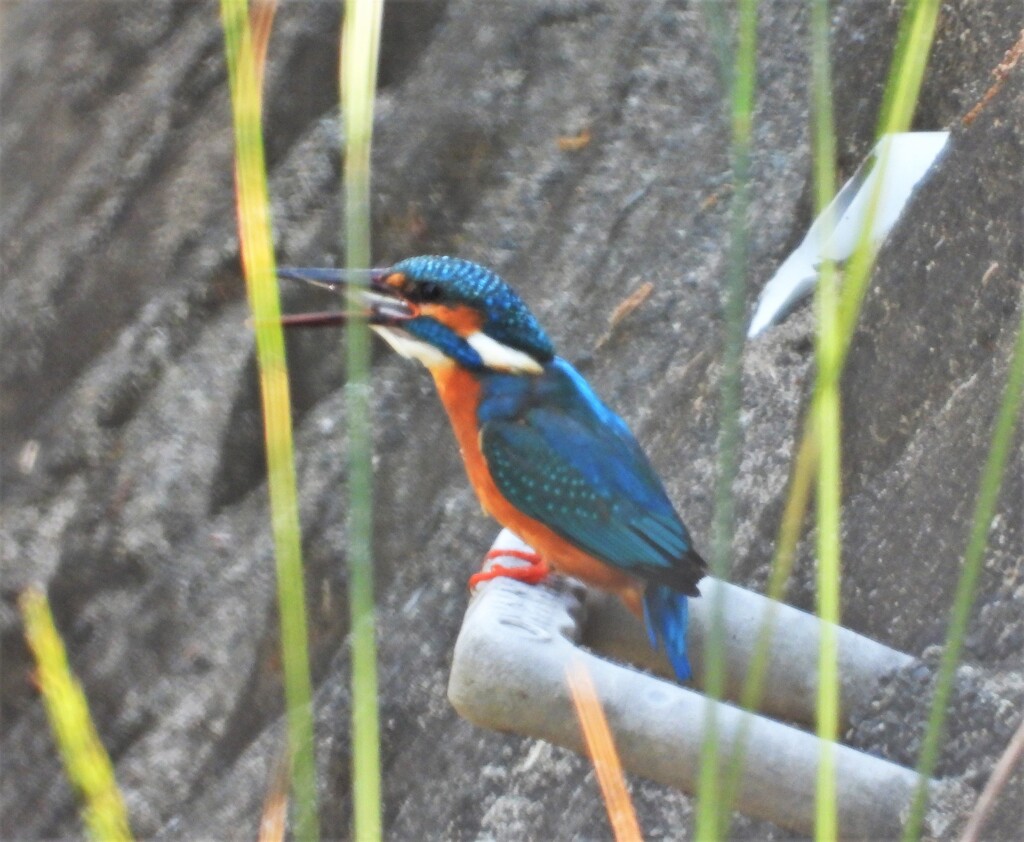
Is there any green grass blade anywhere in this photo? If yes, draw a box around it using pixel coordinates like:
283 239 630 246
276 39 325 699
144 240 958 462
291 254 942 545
20 588 134 842
720 0 942 833
219 2 320 838
808 0 841 838
340 1 385 839
719 427 820 828
813 11 943 834
903 302 1024 840
839 0 941 356
694 2 758 839
877 0 942 136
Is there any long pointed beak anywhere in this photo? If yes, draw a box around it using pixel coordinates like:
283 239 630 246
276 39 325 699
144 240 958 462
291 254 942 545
278 266 416 328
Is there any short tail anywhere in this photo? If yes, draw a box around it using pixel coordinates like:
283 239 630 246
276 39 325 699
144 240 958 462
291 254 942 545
642 585 693 681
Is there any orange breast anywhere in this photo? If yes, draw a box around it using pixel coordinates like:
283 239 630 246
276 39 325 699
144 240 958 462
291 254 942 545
429 363 644 614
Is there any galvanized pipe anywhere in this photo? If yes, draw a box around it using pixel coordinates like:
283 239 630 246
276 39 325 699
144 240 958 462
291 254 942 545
448 530 951 839
585 575 914 727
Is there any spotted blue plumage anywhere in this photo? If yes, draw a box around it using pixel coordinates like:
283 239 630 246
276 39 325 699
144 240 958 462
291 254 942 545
478 357 705 678
392 256 555 363
282 255 706 680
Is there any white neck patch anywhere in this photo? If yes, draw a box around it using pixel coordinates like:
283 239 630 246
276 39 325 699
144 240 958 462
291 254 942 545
466 332 544 374
371 326 448 368
371 326 544 375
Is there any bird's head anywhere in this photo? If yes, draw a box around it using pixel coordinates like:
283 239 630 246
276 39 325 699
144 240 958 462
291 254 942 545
281 256 554 374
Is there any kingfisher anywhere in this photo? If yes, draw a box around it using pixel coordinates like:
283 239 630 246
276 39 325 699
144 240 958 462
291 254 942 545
280 256 706 680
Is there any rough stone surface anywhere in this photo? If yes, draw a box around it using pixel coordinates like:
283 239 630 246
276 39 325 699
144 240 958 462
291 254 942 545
2 0 1022 839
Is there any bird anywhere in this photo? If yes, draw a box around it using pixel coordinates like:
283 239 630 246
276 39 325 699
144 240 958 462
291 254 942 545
280 256 706 680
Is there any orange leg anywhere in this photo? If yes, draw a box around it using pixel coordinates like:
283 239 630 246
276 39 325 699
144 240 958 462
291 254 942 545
468 548 550 590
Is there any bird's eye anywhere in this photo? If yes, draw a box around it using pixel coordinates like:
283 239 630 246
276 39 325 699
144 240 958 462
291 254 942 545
418 281 444 302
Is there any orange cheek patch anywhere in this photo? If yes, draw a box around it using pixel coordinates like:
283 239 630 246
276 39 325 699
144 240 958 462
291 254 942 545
420 304 484 336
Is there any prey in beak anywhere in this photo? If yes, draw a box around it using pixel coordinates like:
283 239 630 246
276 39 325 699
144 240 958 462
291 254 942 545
279 258 546 372
278 267 417 328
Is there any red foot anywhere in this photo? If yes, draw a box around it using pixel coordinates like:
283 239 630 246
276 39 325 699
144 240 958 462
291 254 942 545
484 548 543 564
468 549 549 590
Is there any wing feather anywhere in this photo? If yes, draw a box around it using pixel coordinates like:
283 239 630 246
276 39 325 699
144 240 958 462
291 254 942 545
479 359 705 594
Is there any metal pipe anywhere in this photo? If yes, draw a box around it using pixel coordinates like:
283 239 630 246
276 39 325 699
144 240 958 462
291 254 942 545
448 530 951 839
585 575 914 728
483 530 913 726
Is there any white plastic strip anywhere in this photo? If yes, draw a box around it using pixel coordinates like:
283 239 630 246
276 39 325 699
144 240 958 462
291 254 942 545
748 131 950 338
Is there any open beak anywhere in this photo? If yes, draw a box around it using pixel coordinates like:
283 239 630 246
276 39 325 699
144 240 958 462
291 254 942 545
278 266 416 328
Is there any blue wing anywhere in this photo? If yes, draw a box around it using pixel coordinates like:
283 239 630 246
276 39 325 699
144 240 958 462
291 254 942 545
478 358 705 595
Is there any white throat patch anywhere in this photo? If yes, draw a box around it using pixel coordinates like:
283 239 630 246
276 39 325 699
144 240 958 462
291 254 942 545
370 326 543 375
466 332 544 374
371 326 448 367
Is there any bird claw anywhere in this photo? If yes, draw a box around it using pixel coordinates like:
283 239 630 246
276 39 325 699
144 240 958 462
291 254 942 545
468 550 549 590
